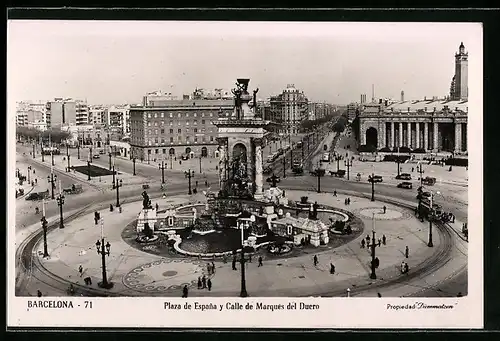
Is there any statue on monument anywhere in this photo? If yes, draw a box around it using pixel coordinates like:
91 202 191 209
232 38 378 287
266 174 280 188
142 191 152 210
313 201 319 220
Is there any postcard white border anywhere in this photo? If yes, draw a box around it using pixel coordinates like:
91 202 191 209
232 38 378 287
7 20 483 329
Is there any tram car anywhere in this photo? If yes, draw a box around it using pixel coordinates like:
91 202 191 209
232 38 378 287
42 146 61 155
418 197 443 220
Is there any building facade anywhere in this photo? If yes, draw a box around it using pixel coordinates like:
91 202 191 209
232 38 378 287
46 98 77 128
450 42 468 101
129 99 234 161
75 100 89 125
269 85 308 134
107 105 130 139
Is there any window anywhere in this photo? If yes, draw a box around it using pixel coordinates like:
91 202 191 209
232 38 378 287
148 149 151 154
202 119 205 124
169 120 173 126
148 129 152 135
147 122 151 127
202 136 206 142
154 122 158 126
178 121 181 126
202 113 205 117
210 113 213 117
194 113 197 117
161 121 164 126
161 138 165 144
194 136 198 143
161 112 164 118
186 121 190 126
162 149 166 154
148 113 151 118
194 120 197 125
177 113 181 118
194 128 198 133
154 137 158 143
186 113 189 118
178 136 181 141
169 129 173 134
154 113 158 118
169 113 173 118
210 136 214 142
178 129 181 133
186 136 190 142
148 140 152 146
154 129 158 135
202 128 206 133
170 137 174 142
186 128 190 133
155 149 159 154
161 129 165 134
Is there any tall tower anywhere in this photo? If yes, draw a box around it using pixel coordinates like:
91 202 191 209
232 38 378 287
452 42 468 101
400 90 405 102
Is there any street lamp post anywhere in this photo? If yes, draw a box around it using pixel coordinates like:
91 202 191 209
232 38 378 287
368 172 375 201
335 154 342 172
239 217 254 297
282 155 286 178
159 161 166 184
109 152 112 170
90 146 93 163
32 143 35 159
41 144 45 162
41 200 49 257
133 157 136 176
370 215 378 279
185 169 193 195
317 163 321 193
112 165 116 189
345 154 353 180
199 155 202 174
27 166 32 184
96 220 113 289
115 178 123 208
77 142 80 160
47 173 57 200
87 158 92 181
428 192 434 247
396 146 401 177
56 181 65 229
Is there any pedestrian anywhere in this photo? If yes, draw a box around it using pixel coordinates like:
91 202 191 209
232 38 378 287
377 292 382 298
156 203 159 211
232 258 237 270
207 262 211 275
361 239 365 248
202 275 207 289
182 285 188 298
382 234 386 245
35 178 37 185
401 261 406 274
344 198 348 205
411 167 414 172
33 169 35 175
333 190 337 197
78 265 83 277
347 198 351 205
211 261 216 273
197 277 202 289
366 234 370 244
313 255 318 266
207 278 212 291
37 290 42 297
258 256 263 267
330 263 335 274
404 262 409 274
383 206 386 214
374 257 379 268
405 246 409 258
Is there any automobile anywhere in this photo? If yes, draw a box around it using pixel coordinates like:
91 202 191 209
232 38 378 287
397 182 413 189
310 169 326 177
99 150 105 154
92 154 100 159
369 175 383 183
25 190 49 201
329 170 346 178
421 176 437 186
396 173 412 180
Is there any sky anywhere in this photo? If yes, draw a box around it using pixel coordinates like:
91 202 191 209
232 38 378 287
7 21 482 107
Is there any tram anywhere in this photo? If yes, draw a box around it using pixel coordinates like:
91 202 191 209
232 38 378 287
418 197 443 220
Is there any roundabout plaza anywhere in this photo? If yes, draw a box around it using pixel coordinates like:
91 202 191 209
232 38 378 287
17 79 467 298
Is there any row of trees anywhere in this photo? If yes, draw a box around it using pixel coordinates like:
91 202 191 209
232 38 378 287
16 126 71 144
300 113 337 132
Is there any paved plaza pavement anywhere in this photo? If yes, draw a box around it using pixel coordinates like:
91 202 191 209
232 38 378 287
31 189 467 298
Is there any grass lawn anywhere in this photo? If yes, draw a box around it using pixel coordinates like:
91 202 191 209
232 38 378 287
73 164 116 177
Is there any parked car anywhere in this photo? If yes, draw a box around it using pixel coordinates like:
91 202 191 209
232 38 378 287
63 184 83 195
93 154 100 159
25 190 49 201
99 150 105 154
329 170 346 178
397 182 413 189
421 176 437 186
396 173 412 180
369 175 383 183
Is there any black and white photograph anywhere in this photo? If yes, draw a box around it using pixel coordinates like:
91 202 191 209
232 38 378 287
8 19 483 329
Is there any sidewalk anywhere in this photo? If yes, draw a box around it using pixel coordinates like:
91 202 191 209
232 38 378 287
34 189 465 297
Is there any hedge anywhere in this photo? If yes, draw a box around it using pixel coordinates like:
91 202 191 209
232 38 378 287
383 155 411 162
358 144 377 153
444 158 468 167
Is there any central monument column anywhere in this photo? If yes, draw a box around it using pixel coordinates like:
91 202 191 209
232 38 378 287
216 137 228 189
253 138 264 199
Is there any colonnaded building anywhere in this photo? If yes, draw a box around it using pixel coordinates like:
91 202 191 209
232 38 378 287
357 42 468 154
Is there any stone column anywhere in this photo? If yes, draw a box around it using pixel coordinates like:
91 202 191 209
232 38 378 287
407 122 412 148
415 122 420 149
216 137 227 189
424 122 429 150
390 122 395 149
398 122 403 148
433 122 439 151
454 123 462 152
254 138 264 199
360 121 366 145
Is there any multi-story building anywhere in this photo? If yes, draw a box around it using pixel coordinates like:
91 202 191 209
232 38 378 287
75 100 89 125
89 105 107 126
269 84 308 134
46 98 77 128
129 98 233 161
347 102 360 122
15 101 49 130
107 105 130 140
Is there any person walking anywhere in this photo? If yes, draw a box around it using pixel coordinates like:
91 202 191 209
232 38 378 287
258 256 263 267
404 262 409 274
211 261 216 274
37 290 42 297
207 278 212 291
361 239 365 248
366 234 371 244
78 265 83 277
313 255 318 267
377 292 382 298
182 285 188 298
401 261 406 274
197 277 202 289
156 203 159 211
383 206 387 214
330 263 335 274
382 234 386 245
378 239 381 247
207 263 211 275
374 257 379 269
333 190 337 197
405 246 409 258
202 275 207 289
232 257 237 270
